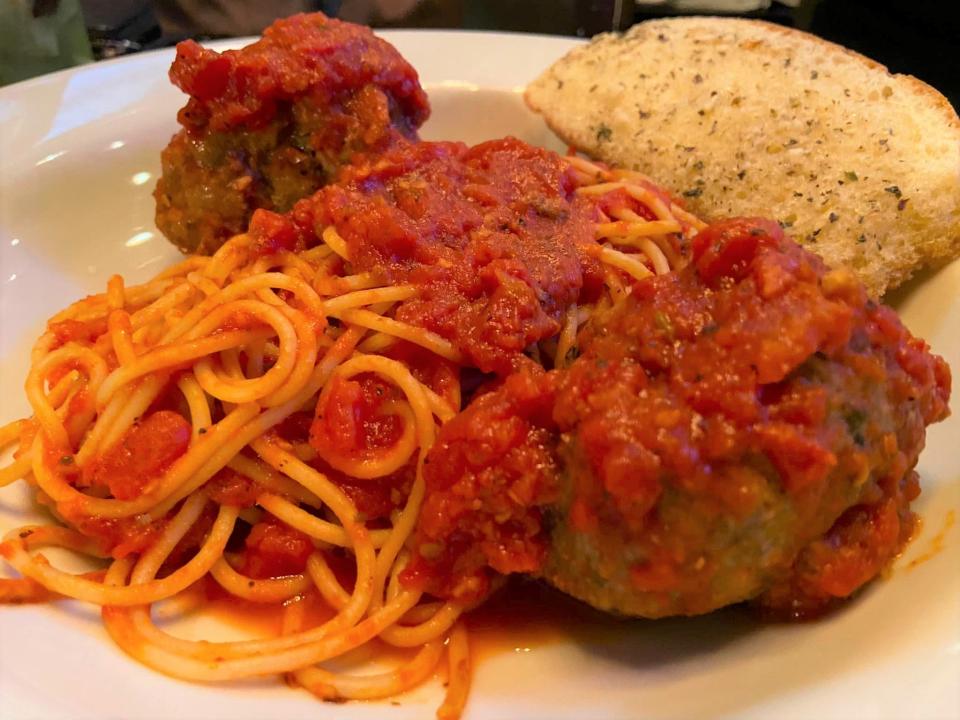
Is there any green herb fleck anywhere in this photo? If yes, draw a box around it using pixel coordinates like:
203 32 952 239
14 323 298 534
59 455 74 466
595 124 613 143
844 408 867 446
654 311 674 338
844 170 859 182
884 185 902 198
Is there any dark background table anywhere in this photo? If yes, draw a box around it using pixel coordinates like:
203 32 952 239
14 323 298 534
29 0 960 109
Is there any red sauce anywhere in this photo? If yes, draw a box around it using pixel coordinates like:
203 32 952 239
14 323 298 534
383 342 460 412
801 498 905 598
907 509 956 569
203 586 336 638
205 595 287 638
203 576 605 668
314 456 414 523
402 369 560 602
206 467 264 508
276 409 412 522
310 373 405 464
170 13 429 136
82 411 191 501
240 516 315 579
304 344 458 520
400 218 951 617
73 515 165 559
48 317 110 349
255 138 603 374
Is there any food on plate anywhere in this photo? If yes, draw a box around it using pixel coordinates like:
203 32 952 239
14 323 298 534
248 138 604 375
404 212 950 617
524 16 960 297
154 13 429 255
0 13 953 720
0 125 698 715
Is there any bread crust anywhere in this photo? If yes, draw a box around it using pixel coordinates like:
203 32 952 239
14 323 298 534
525 16 960 297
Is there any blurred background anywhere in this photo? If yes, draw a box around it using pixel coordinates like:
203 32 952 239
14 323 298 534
1 0 957 108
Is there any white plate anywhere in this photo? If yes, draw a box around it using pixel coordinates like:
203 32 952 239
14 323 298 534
1 30 958 720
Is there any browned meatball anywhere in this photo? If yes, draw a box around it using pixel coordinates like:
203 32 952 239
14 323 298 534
542 218 950 618
154 13 429 254
401 218 951 620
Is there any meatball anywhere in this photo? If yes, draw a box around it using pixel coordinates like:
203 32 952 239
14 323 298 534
154 13 429 255
404 218 951 618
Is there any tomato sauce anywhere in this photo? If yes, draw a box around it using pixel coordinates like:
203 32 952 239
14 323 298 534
400 218 951 618
310 374 405 464
270 409 411 523
240 516 315 579
48 317 110 349
383 342 461 411
254 138 604 374
82 411 191 501
158 13 430 256
169 13 428 137
206 467 264 508
206 594 332 639
402 369 560 602
73 515 165 560
907 509 956 570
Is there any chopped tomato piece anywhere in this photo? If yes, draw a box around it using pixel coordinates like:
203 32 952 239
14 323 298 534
240 517 314 579
83 411 191 501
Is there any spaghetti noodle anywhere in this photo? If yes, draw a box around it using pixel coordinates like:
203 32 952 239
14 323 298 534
0 150 702 716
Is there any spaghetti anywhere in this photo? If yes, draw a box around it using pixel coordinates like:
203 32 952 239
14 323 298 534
0 150 702 716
